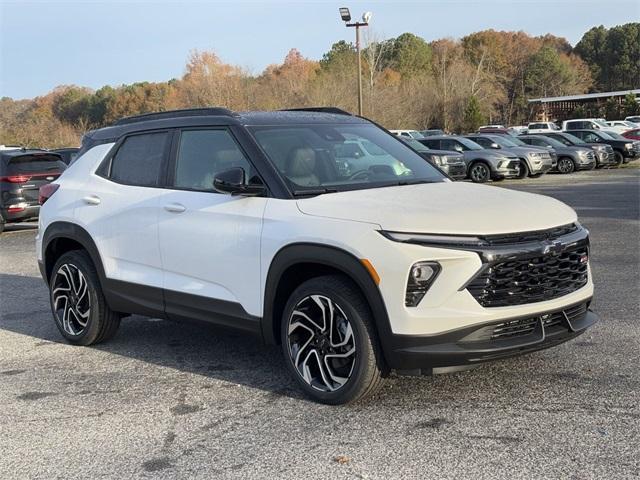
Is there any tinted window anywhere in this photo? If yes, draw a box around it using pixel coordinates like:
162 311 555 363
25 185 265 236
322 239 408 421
2 154 65 175
110 132 169 187
471 137 493 148
174 129 254 192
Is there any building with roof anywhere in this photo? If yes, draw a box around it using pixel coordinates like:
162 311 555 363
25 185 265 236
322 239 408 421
528 89 640 121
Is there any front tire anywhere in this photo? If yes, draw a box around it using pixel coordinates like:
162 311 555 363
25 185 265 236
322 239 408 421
557 157 575 174
281 275 384 404
517 160 530 179
49 250 121 346
469 162 491 183
614 151 624 166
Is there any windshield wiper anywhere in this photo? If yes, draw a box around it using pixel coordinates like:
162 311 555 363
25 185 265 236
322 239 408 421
292 187 338 197
395 179 437 186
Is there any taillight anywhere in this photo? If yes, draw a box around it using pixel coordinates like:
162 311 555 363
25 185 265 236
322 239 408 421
0 175 32 183
39 183 60 205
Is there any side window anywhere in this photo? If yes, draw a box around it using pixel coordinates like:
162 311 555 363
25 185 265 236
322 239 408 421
174 129 254 192
473 137 491 148
110 132 169 187
441 139 461 151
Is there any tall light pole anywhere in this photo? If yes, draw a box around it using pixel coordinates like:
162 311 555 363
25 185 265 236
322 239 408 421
339 7 371 116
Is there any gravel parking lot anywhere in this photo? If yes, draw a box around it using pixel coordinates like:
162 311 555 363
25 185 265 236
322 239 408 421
1 169 638 479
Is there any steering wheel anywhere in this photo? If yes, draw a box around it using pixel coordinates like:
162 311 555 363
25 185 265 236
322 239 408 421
348 169 372 181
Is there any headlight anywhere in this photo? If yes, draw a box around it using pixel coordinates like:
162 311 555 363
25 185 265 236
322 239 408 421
406 262 441 307
578 150 589 158
624 143 633 150
593 145 606 151
431 155 446 166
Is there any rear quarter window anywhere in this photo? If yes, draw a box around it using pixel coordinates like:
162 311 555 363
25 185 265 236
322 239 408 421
108 132 170 187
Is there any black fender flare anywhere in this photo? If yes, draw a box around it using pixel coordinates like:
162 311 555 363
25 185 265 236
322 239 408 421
262 243 394 364
41 221 107 286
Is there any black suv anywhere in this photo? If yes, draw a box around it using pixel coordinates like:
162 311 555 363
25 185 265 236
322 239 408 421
0 149 66 233
567 130 640 165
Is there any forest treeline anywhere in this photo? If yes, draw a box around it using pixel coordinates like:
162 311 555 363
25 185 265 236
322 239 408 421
1 23 638 148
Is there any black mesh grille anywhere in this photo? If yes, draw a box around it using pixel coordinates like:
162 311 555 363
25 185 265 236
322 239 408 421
468 245 589 307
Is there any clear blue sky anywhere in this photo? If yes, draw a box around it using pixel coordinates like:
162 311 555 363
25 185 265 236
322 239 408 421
1 0 638 99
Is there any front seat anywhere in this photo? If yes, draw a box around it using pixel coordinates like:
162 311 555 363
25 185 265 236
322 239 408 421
286 147 320 187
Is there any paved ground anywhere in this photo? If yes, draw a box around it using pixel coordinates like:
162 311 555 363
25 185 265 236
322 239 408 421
1 169 639 479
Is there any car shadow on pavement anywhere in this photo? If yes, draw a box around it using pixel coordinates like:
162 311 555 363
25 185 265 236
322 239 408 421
0 273 304 399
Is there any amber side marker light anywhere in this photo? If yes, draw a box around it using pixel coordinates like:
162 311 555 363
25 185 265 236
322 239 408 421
360 259 380 285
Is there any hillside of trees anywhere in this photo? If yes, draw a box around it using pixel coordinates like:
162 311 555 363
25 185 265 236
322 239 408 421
1 23 638 148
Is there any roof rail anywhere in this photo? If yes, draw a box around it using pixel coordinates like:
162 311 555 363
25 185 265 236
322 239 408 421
280 107 353 116
114 108 238 126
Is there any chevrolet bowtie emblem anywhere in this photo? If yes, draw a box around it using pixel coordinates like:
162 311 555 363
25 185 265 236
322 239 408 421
542 240 564 255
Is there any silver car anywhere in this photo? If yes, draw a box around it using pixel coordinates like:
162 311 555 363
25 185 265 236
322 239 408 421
466 134 555 178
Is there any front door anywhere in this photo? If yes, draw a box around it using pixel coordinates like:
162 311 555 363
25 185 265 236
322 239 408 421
157 128 267 333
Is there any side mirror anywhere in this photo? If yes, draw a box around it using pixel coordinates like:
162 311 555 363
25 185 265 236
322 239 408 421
213 167 265 196
454 145 463 152
491 143 500 149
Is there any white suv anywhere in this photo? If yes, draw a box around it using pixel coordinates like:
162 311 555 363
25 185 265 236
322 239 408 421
37 108 598 404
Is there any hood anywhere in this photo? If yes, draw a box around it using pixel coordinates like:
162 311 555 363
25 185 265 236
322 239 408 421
297 182 577 235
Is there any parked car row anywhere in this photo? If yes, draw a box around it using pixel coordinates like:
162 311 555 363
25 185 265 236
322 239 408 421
390 118 640 183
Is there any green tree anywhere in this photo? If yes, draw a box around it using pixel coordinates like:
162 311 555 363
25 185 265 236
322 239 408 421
320 40 355 70
623 93 640 116
385 33 432 77
463 95 484 132
575 23 640 91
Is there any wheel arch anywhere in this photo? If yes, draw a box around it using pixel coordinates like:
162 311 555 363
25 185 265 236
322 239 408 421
42 222 106 286
262 243 393 365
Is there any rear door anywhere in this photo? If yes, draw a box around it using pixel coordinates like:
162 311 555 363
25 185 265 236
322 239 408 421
79 130 171 314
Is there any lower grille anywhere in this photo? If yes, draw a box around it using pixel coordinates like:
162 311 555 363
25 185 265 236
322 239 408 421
467 244 589 307
491 302 588 340
447 165 466 176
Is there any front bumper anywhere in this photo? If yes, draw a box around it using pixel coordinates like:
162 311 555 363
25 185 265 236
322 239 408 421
575 157 596 170
595 150 617 166
493 160 520 178
386 300 598 373
442 163 467 180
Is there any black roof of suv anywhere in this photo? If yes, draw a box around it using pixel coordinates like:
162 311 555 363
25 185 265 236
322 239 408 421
79 108 367 156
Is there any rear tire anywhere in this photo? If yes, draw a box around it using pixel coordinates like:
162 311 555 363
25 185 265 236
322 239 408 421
49 250 121 346
281 275 384 404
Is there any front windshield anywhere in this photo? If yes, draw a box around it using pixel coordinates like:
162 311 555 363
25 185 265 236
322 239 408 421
456 137 483 150
491 136 519 147
557 133 585 145
535 136 565 148
504 136 527 146
597 131 615 140
602 131 626 140
250 124 446 194
402 138 430 152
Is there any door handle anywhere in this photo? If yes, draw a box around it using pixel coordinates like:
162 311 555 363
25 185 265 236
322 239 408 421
83 195 101 205
164 203 186 213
